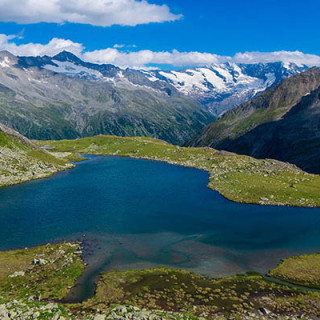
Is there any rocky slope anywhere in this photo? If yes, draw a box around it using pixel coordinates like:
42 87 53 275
0 51 213 145
0 122 72 187
189 68 320 173
217 86 320 174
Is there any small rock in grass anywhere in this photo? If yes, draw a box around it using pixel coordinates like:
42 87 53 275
32 311 40 319
259 307 271 315
52 311 61 320
8 271 25 278
32 258 48 265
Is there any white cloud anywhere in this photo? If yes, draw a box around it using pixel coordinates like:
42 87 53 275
82 49 320 68
0 0 182 27
233 51 320 67
0 34 84 56
113 44 137 49
1 34 320 68
113 44 125 49
83 49 230 67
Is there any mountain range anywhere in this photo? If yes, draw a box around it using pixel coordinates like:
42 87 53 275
189 67 320 174
0 49 313 147
143 62 307 116
19 51 307 116
0 50 213 144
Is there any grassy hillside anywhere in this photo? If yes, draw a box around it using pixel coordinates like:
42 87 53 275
220 85 320 174
36 135 320 207
0 123 72 187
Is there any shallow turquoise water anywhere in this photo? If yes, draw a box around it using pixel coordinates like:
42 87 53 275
1 156 320 299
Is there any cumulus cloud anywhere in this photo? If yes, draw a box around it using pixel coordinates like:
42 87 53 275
76 48 320 68
1 34 320 68
233 51 320 67
83 48 229 67
0 0 182 27
0 34 84 56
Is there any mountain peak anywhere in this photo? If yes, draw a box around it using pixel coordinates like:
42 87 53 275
52 51 82 64
0 50 16 57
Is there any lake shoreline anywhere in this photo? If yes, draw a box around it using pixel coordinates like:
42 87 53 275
2 150 319 209
2 133 320 208
35 136 320 208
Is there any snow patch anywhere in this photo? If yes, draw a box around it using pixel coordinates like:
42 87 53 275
199 68 226 90
158 64 273 97
140 70 159 82
44 60 103 79
159 69 210 94
0 56 11 68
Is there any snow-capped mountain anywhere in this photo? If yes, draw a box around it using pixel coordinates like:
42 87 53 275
17 51 308 116
18 51 176 96
0 50 212 145
142 62 308 115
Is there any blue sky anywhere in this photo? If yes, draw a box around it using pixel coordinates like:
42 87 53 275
0 0 319 67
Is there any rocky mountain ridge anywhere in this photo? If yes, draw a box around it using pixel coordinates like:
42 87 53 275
0 50 212 144
18 50 308 116
143 61 307 115
189 67 320 173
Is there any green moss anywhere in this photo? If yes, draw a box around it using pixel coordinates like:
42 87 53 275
1 244 320 318
0 242 85 301
82 266 320 318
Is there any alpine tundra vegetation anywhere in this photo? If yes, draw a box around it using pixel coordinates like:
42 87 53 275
1 243 320 319
0 122 73 187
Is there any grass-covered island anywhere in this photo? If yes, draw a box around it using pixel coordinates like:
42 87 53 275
269 253 320 289
36 135 320 207
1 243 320 319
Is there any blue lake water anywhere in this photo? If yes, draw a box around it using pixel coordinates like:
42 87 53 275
1 156 320 300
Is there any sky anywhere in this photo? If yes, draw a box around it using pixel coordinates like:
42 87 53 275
0 0 319 68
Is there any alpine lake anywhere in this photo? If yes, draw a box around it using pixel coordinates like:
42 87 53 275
1 155 320 301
